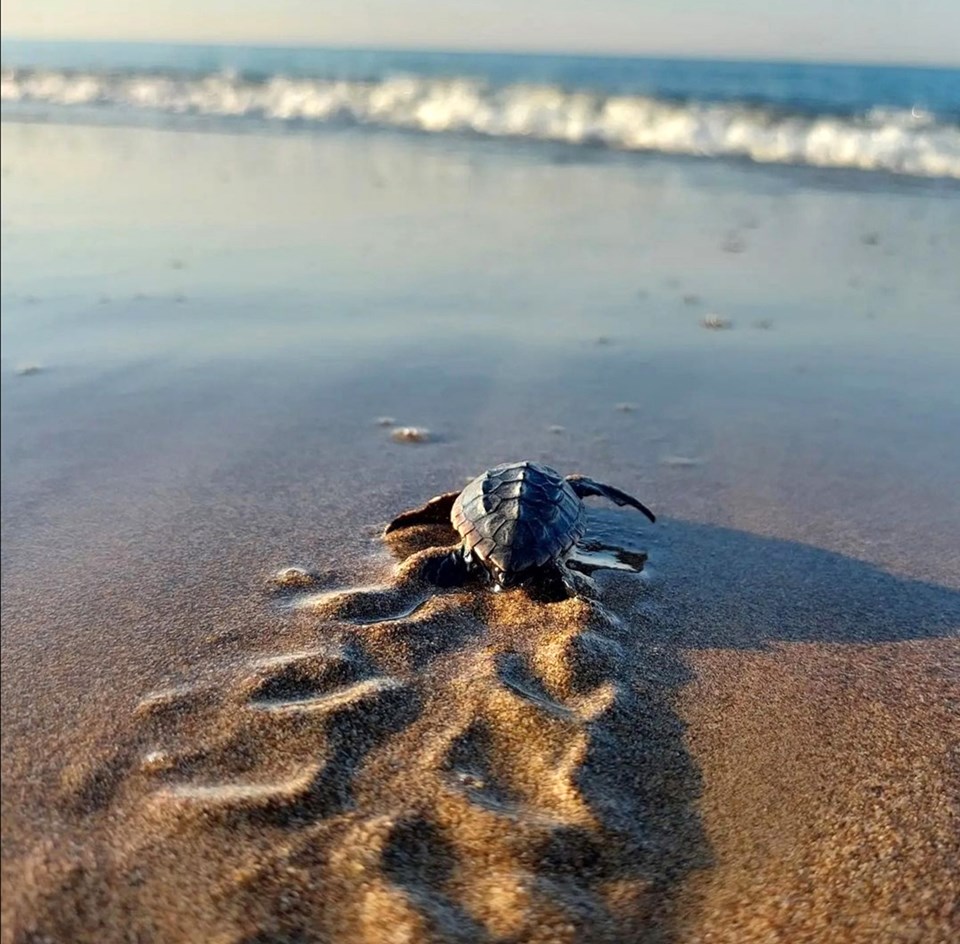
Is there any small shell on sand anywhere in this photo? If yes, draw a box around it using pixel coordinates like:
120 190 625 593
391 427 431 444
375 416 396 427
268 566 319 590
701 314 733 330
721 235 746 253
15 364 42 376
141 750 174 772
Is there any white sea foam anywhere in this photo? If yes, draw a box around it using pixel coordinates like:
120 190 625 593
3 68 958 179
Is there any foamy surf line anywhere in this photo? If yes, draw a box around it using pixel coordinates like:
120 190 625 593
3 68 959 178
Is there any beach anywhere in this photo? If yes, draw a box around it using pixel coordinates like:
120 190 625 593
2 110 959 943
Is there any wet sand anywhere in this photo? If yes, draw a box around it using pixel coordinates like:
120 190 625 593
2 121 959 943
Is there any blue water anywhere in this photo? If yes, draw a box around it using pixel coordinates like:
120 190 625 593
3 41 960 178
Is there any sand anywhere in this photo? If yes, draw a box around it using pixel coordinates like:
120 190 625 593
680 642 959 943
2 121 959 943
4 519 957 944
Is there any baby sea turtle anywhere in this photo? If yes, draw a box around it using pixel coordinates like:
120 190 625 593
385 461 655 596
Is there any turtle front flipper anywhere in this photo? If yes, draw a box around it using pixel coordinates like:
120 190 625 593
419 548 474 589
383 491 460 535
565 475 656 523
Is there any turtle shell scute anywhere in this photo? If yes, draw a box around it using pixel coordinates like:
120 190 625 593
450 462 584 577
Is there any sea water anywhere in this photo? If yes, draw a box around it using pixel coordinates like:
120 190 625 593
2 41 959 178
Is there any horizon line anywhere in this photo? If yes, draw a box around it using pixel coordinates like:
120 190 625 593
1 35 957 71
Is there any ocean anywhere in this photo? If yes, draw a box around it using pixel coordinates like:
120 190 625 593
2 40 959 178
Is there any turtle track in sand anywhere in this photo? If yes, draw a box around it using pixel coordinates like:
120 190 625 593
8 511 960 944
11 517 709 944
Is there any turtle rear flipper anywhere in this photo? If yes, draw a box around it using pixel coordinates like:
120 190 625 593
565 475 656 523
383 491 459 535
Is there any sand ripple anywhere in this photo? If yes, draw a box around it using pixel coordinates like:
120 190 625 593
8 510 958 943
9 517 711 943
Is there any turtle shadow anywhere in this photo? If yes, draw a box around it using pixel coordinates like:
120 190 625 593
638 515 960 649
553 512 958 941
381 510 960 650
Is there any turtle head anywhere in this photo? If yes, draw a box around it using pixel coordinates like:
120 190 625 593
463 552 518 591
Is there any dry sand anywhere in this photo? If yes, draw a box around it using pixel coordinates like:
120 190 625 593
4 515 957 944
679 641 959 943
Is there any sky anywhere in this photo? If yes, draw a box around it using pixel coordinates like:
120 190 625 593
2 0 958 66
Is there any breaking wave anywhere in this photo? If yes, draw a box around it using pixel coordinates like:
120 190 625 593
3 68 959 178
